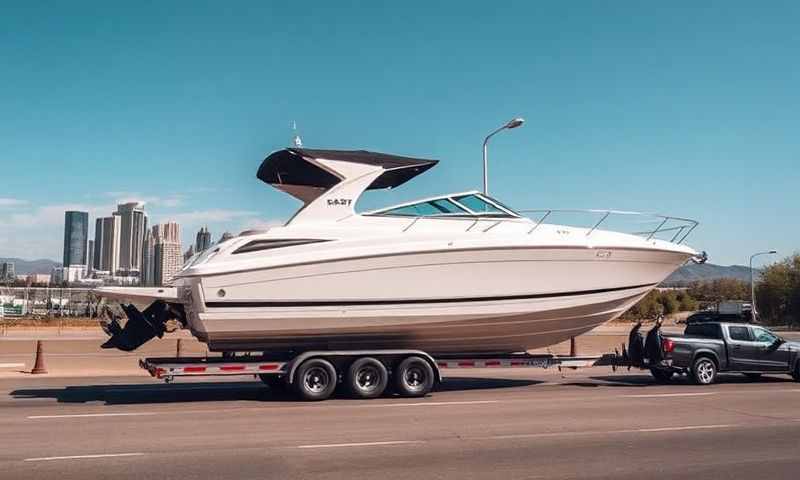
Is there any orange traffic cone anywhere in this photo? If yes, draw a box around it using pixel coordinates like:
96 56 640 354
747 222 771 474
31 340 48 374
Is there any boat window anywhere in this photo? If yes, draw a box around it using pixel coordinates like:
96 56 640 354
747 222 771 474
453 194 511 216
380 198 469 217
232 239 330 255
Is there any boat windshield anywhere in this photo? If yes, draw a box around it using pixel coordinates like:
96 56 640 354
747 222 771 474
369 192 519 218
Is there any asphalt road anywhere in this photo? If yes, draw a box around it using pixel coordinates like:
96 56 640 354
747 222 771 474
1 368 799 480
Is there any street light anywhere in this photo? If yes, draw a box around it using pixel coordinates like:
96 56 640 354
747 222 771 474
482 117 525 195
750 250 777 321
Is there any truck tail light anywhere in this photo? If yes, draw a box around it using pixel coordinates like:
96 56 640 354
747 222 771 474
662 338 675 353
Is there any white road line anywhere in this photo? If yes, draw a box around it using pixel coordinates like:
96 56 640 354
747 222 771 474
365 400 500 408
297 440 424 449
0 363 25 368
635 424 736 433
24 453 145 462
28 412 158 420
486 424 737 441
622 392 717 398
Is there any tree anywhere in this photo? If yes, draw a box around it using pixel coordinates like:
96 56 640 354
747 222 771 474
756 254 800 327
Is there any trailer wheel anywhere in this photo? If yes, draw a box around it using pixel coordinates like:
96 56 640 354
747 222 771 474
346 357 388 399
691 357 717 385
293 358 337 401
394 356 434 397
650 368 674 384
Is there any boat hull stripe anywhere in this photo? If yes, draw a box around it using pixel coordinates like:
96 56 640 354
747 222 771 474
204 283 656 308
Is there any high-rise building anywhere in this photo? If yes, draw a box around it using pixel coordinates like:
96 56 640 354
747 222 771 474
1 262 15 282
116 202 148 276
152 222 182 286
94 215 121 274
63 211 89 267
141 229 155 287
195 226 212 253
87 240 95 272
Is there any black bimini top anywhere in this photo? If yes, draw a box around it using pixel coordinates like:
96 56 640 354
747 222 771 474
256 148 438 190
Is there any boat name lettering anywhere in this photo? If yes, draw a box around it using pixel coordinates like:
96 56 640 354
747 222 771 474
327 198 353 207
596 250 612 258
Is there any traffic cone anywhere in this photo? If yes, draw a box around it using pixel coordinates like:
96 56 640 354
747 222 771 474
31 340 48 374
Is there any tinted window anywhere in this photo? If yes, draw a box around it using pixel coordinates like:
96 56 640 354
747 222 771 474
685 323 722 339
453 195 510 216
752 327 777 343
381 198 469 217
233 239 329 255
728 326 752 341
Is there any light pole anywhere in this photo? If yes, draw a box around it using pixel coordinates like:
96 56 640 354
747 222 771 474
482 117 524 195
750 250 777 320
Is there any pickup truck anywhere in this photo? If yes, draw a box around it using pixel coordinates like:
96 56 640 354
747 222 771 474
650 322 800 385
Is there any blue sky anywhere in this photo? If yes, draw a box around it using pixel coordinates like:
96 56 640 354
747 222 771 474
1 1 797 266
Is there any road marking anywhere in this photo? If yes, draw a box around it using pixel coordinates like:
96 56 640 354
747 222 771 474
297 440 424 449
622 392 717 398
635 424 735 433
24 453 145 462
485 424 737 440
0 363 25 368
366 400 500 408
28 412 158 420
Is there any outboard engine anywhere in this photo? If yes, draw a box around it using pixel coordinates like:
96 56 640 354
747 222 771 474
627 322 645 368
644 318 664 366
101 300 186 351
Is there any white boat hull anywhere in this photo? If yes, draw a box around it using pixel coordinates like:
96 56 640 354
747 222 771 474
180 246 689 353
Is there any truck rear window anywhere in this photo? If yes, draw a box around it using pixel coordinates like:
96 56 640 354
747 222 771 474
685 323 722 339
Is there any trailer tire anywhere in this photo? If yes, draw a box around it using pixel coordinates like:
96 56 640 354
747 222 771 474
691 356 717 385
293 358 338 401
394 356 434 397
346 357 388 399
650 368 674 383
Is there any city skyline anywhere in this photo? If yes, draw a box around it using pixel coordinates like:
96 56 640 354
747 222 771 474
1 2 798 267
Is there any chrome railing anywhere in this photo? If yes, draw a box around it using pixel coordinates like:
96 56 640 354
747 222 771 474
517 209 699 244
393 209 699 244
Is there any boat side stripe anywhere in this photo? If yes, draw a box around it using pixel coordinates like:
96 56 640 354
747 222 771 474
204 283 656 308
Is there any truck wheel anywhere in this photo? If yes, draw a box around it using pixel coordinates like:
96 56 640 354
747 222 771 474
691 357 717 385
394 356 435 397
743 373 762 381
346 357 388 399
293 358 337 401
650 368 674 384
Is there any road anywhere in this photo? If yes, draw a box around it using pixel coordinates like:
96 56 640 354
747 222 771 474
0 368 798 479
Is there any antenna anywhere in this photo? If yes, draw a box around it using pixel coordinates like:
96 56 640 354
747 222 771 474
291 121 303 148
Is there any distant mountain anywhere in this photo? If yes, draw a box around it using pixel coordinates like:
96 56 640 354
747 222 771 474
663 263 754 285
0 257 61 275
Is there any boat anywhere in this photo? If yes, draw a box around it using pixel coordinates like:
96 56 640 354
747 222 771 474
97 147 704 354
